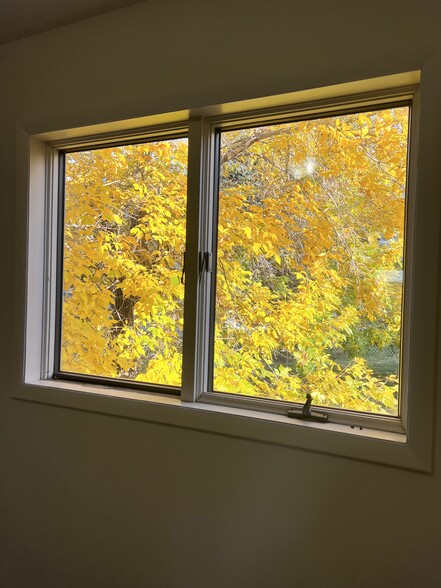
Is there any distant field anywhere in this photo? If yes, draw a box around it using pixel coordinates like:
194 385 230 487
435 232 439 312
330 347 399 378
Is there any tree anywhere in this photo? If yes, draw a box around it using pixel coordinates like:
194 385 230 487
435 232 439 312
214 107 408 414
61 139 187 385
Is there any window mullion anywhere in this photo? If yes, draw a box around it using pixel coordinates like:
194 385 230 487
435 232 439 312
181 117 206 402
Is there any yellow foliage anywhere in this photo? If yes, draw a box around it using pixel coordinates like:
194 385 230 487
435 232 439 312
60 107 409 415
213 106 408 415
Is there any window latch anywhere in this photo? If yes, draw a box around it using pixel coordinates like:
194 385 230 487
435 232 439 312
287 394 328 423
181 251 186 284
199 251 212 278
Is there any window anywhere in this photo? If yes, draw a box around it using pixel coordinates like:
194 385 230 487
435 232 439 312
210 107 409 417
57 136 188 389
20 72 436 471
54 98 411 429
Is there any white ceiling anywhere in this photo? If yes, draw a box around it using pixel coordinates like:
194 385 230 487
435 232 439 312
0 0 147 45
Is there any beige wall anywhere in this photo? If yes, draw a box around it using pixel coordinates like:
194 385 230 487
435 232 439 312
1 1 441 586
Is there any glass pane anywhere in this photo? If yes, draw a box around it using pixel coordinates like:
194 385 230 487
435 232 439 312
213 107 409 415
60 138 188 386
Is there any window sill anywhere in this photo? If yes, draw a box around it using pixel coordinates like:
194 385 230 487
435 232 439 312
14 379 430 472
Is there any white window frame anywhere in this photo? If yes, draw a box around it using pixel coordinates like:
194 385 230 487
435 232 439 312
14 71 437 472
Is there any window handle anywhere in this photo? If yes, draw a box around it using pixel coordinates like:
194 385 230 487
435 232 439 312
199 251 212 280
180 252 211 284
181 252 186 284
287 394 328 423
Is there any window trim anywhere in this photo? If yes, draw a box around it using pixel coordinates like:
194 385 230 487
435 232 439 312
15 71 437 472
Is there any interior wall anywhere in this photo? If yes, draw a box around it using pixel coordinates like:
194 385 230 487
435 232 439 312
1 1 441 586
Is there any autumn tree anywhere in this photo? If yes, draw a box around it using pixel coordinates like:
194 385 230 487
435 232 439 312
61 139 187 385
214 107 408 414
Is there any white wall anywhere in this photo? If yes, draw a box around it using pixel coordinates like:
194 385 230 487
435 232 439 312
1 0 441 586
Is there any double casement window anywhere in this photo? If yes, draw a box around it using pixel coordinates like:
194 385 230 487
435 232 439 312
22 73 439 469
50 84 415 435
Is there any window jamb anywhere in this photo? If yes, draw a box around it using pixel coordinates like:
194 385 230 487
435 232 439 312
40 145 60 380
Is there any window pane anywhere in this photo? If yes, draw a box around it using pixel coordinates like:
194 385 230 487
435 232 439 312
60 138 188 386
213 107 409 415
